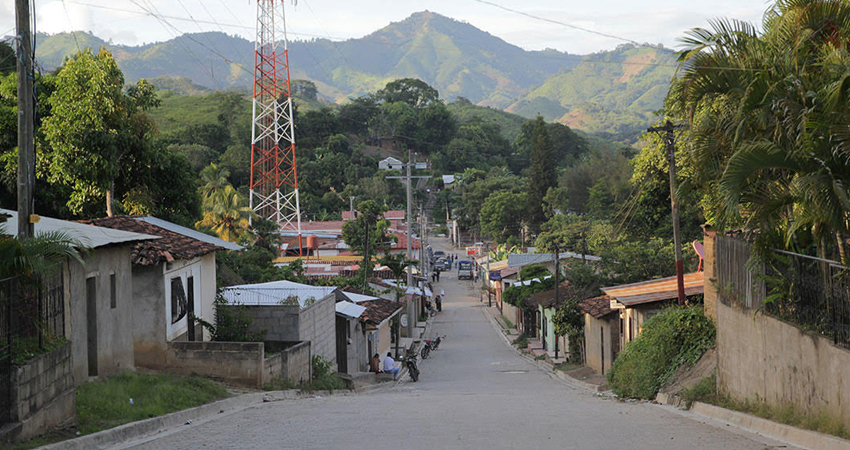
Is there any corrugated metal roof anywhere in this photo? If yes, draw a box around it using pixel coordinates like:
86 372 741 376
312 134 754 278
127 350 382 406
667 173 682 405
220 280 337 308
1 208 158 249
335 301 366 319
508 252 601 268
136 216 243 251
602 272 704 307
343 292 379 303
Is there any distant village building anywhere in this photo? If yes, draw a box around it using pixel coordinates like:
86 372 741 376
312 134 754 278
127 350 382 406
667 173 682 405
378 156 404 171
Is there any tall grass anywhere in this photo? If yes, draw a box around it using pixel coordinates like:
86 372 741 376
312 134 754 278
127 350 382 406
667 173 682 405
76 372 228 434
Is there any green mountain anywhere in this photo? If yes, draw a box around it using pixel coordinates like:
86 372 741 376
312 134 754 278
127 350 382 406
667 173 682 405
507 45 677 142
34 13 676 142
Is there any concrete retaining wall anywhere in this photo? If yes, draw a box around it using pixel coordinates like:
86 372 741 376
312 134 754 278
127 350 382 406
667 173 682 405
237 305 301 342
165 341 263 388
716 300 850 428
9 341 76 441
263 341 311 386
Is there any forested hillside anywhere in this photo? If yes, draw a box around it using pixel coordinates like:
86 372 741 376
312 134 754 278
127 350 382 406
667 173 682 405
33 12 674 143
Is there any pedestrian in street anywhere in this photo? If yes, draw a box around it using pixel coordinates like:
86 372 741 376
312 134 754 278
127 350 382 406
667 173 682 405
435 269 441 282
369 353 381 373
435 295 442 312
431 271 437 282
383 352 399 380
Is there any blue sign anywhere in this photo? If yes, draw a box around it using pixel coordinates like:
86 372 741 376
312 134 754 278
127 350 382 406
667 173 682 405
489 271 502 281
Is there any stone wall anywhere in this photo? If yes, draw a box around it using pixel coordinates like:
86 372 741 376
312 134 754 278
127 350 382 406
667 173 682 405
9 341 75 441
165 341 264 388
263 341 311 386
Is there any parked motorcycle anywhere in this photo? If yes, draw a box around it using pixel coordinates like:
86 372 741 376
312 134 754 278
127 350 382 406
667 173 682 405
404 351 419 382
420 335 445 359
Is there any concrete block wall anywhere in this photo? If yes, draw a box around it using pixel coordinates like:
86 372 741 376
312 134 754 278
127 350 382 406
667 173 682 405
9 341 76 441
298 294 336 368
235 305 301 342
166 341 264 388
264 341 311 386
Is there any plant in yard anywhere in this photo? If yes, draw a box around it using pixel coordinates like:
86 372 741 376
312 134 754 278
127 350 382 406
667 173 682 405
197 296 267 342
552 295 585 363
607 306 715 399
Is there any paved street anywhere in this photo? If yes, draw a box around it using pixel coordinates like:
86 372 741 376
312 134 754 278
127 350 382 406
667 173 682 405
120 238 798 450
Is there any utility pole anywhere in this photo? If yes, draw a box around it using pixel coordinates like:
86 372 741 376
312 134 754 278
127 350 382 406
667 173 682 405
16 0 35 238
385 150 430 339
553 242 560 360
647 120 687 305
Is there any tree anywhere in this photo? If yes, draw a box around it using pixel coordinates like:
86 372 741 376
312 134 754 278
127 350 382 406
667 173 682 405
526 116 557 233
341 200 393 256
376 78 439 109
196 185 254 243
480 191 527 243
0 226 86 281
42 48 160 217
668 0 850 261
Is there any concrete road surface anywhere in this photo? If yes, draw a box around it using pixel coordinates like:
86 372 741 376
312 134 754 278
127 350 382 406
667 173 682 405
121 237 798 450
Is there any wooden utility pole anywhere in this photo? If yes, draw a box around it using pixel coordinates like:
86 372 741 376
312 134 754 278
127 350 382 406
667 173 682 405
16 0 35 238
553 242 560 360
647 120 687 304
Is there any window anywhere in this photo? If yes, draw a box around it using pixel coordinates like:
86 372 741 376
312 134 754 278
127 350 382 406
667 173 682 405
110 273 116 309
170 277 187 324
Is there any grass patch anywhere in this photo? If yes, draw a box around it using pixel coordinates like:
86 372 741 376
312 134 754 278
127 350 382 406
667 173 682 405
681 373 717 409
6 429 78 450
607 306 715 399
534 354 547 361
511 333 528 349
500 316 514 329
76 372 228 435
554 361 581 372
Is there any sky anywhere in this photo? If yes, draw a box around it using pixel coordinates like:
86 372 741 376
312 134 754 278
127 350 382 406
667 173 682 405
1 0 772 54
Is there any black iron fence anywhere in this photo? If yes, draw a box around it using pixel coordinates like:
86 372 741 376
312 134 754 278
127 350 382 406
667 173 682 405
716 236 850 349
0 270 65 424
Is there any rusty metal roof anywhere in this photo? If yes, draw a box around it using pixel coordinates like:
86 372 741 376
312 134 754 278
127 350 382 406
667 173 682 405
602 272 704 307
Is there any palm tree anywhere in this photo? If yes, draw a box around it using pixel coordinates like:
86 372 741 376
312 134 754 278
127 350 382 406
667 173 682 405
668 0 850 261
198 163 231 208
0 227 86 281
195 185 254 243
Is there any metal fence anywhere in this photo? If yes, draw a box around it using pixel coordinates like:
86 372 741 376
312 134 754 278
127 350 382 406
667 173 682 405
716 236 850 348
0 271 65 424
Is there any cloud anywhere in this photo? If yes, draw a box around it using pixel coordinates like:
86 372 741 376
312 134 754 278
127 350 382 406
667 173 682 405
37 0 93 34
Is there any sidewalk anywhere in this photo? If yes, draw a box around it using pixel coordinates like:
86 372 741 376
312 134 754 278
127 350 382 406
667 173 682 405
479 302 850 450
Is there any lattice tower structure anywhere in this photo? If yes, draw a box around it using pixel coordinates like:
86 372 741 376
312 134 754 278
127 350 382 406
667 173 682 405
250 0 302 253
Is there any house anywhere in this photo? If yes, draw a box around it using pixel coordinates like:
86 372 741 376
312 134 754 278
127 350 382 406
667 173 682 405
523 281 572 358
219 280 340 368
334 300 367 374
79 216 241 369
602 272 704 350
578 295 619 375
1 209 158 384
358 297 403 359
378 156 404 170
0 209 159 439
507 251 601 276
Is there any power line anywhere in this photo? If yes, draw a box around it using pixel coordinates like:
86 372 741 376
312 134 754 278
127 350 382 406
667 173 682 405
60 0 82 52
469 0 640 46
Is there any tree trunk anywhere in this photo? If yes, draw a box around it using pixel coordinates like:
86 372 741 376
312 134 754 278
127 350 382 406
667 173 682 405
106 177 115 217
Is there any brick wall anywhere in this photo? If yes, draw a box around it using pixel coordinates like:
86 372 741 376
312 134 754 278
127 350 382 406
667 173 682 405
263 341 311 386
165 341 263 388
9 341 76 441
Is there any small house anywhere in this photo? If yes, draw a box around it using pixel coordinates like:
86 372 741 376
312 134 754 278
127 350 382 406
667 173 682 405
578 295 619 375
79 216 241 369
378 156 404 171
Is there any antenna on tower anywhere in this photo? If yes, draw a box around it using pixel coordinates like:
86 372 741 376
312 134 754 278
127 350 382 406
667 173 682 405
250 0 303 255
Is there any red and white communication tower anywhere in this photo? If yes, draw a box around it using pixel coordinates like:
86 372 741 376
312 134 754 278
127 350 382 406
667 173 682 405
250 0 302 253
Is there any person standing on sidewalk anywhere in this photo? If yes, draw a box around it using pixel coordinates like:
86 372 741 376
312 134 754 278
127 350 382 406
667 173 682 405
435 295 442 312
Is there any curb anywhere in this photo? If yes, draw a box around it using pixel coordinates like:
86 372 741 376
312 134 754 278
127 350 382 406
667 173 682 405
37 389 351 450
688 401 850 450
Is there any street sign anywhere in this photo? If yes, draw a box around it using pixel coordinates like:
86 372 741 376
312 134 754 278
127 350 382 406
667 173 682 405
489 271 502 281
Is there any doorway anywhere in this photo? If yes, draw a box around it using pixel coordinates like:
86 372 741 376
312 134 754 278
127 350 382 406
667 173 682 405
86 276 98 377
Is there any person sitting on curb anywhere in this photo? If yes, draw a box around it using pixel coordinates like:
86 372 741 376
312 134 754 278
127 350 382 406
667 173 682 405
383 352 400 380
369 353 382 374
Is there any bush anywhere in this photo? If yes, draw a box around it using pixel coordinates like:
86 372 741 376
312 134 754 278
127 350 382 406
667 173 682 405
303 355 345 392
607 306 715 399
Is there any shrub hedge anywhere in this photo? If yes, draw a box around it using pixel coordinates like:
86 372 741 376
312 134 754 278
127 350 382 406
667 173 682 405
607 306 715 399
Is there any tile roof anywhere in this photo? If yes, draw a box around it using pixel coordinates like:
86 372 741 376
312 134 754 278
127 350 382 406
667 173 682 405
135 216 243 251
1 208 158 249
523 281 571 308
359 298 403 326
79 216 223 265
578 295 616 319
602 272 704 307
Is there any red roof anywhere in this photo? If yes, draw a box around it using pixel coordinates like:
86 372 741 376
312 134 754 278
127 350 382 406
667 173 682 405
359 298 403 325
578 295 616 319
80 216 223 266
